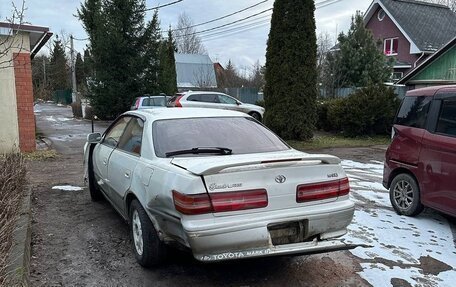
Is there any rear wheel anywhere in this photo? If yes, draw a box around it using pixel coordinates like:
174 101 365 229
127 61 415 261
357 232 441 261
249 112 262 121
88 152 104 202
129 200 166 267
389 173 424 216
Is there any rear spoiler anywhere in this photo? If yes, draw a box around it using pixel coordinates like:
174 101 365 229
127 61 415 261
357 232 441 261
171 154 341 176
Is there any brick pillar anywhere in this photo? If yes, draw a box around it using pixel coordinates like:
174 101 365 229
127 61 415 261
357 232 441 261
14 53 36 152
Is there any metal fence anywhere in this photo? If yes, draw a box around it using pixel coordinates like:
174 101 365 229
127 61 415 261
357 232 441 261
319 85 407 99
53 89 72 105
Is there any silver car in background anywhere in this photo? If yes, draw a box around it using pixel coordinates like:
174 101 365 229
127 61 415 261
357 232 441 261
84 108 354 267
169 91 265 121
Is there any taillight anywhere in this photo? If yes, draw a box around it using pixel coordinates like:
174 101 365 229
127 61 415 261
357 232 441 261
296 178 350 203
172 189 268 215
210 189 268 212
175 96 183 107
134 99 140 110
172 190 212 215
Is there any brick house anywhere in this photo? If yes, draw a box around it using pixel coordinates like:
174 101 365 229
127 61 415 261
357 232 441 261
0 22 52 153
364 0 456 81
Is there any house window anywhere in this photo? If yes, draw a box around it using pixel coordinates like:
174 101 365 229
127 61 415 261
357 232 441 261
392 72 403 81
384 38 399 56
378 9 386 21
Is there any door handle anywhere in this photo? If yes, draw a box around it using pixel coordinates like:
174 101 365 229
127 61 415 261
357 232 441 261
125 171 131 178
103 157 108 165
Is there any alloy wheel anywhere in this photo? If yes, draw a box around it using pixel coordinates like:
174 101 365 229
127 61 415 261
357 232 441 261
393 180 414 210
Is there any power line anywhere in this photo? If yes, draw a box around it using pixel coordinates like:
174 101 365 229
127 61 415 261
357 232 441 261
171 0 269 32
198 0 344 42
174 8 273 38
143 0 184 12
202 22 270 42
72 36 89 41
175 0 342 39
200 15 271 39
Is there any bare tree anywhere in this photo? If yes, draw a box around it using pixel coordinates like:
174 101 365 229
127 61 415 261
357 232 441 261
0 0 27 68
421 0 456 11
317 32 333 85
173 13 206 54
193 66 215 88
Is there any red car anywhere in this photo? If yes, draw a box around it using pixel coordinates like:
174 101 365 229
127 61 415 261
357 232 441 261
383 85 456 217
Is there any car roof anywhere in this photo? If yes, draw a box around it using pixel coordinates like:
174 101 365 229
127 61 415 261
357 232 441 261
125 107 247 121
406 85 456 97
184 91 226 95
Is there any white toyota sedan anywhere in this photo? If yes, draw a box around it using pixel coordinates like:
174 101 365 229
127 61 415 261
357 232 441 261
84 108 354 267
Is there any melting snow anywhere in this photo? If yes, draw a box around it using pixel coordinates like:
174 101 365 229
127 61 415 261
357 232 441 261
341 160 456 286
52 185 83 191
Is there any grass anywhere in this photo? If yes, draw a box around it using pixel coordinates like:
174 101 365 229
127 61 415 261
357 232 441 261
22 150 59 161
289 134 390 151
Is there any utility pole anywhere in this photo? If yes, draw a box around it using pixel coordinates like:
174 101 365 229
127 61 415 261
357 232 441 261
42 57 46 85
70 34 77 103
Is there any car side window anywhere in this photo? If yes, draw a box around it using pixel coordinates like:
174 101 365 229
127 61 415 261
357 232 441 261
395 96 432 129
188 95 202 102
218 95 237 105
103 117 131 148
142 98 151 106
436 100 456 137
118 118 144 155
201 94 219 103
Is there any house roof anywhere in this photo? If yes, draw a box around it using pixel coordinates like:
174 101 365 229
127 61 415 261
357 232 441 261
397 36 456 84
0 22 53 59
364 0 456 53
175 53 217 88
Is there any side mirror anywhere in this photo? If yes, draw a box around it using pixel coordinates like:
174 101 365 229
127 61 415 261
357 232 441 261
236 101 242 106
87 132 102 143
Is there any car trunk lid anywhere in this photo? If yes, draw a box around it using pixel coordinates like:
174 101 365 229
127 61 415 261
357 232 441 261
171 150 347 216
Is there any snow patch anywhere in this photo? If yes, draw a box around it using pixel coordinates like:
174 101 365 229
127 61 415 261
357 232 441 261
358 263 455 287
342 159 456 286
52 185 83 191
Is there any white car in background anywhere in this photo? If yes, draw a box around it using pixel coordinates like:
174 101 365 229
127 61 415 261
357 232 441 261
84 108 354 267
170 91 265 121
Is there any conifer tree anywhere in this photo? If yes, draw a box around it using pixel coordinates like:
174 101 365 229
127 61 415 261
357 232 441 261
159 28 177 95
264 0 317 140
78 0 148 118
337 12 392 87
49 38 69 91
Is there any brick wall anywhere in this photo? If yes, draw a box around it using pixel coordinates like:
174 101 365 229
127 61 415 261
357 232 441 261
13 53 36 152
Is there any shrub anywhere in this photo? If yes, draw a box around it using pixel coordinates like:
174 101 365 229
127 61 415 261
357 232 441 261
0 154 27 286
255 100 265 107
323 85 400 137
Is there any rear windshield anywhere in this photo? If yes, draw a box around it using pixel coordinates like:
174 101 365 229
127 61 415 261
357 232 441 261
152 117 290 157
395 96 432 128
143 97 166 107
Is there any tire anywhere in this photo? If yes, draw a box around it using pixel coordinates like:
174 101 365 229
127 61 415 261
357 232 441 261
250 112 262 122
389 173 424 216
129 200 166 267
88 152 104 202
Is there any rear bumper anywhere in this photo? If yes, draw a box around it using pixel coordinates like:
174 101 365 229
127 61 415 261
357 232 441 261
182 200 355 262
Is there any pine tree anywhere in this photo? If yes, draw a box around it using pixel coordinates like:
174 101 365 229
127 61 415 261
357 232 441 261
158 27 177 95
78 0 148 119
337 12 392 87
142 10 162 95
75 53 85 86
83 49 94 79
264 0 317 140
49 38 69 91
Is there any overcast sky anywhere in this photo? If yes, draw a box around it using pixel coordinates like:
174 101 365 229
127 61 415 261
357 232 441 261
1 0 371 72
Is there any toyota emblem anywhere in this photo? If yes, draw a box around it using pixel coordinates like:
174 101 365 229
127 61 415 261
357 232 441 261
275 175 286 184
